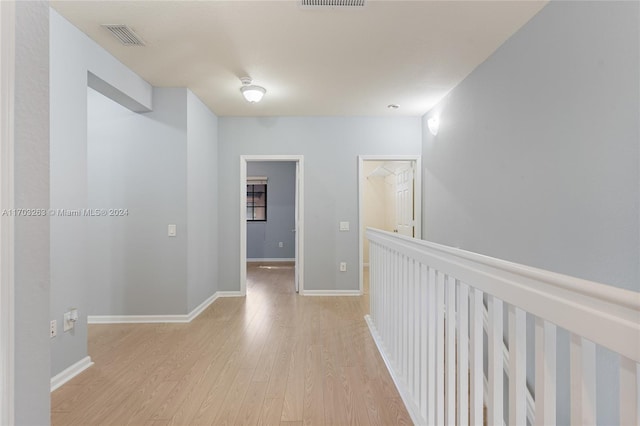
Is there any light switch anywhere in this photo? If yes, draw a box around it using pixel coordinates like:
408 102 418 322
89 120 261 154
168 224 177 237
339 221 350 231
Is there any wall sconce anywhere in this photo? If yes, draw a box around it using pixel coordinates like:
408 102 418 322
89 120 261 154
427 116 440 136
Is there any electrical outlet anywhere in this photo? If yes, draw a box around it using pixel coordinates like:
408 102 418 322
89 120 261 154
50 320 57 338
339 262 347 272
278 242 283 248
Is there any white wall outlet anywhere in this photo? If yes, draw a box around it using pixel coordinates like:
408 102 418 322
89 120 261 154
50 320 57 338
168 224 177 237
339 262 347 272
278 241 284 248
339 221 350 231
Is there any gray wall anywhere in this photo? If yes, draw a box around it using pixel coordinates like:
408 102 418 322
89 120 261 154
13 2 51 424
88 88 218 315
187 91 219 311
421 1 639 424
50 8 153 376
246 161 296 260
218 117 422 291
87 87 188 315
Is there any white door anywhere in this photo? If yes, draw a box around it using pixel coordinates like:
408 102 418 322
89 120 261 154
395 164 414 237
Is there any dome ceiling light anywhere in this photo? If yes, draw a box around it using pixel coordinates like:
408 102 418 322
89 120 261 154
240 77 266 103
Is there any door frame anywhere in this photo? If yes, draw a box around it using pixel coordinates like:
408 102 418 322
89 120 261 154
358 155 422 295
239 155 304 296
0 1 15 423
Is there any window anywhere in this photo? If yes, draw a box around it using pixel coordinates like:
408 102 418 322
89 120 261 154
247 178 267 221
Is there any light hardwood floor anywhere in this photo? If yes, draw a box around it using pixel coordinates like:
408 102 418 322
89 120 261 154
51 263 412 425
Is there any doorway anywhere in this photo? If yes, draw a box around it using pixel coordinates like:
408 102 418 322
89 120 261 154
240 155 304 296
358 155 422 295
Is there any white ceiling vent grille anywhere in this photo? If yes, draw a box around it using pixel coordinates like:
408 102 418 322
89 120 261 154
301 0 365 7
102 25 145 46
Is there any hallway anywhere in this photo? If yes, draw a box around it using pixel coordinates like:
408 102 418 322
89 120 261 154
51 263 411 425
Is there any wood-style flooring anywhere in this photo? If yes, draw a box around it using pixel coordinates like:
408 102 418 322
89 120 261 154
51 263 412 425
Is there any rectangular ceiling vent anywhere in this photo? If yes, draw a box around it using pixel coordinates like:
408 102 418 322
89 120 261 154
301 0 365 7
102 25 145 46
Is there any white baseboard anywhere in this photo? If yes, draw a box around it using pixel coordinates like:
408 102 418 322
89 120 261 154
186 292 218 322
247 258 295 262
302 290 362 296
87 291 243 324
51 356 93 392
216 291 243 297
365 315 423 425
88 314 189 324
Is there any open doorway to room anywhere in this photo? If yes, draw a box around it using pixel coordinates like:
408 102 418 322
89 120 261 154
240 156 304 296
358 155 421 297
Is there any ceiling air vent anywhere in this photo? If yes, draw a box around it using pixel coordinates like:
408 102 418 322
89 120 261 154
301 0 365 7
102 24 145 46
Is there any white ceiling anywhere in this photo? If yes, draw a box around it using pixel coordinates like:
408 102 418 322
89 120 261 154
51 1 547 117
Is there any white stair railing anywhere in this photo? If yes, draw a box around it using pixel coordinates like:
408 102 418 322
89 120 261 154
366 228 640 426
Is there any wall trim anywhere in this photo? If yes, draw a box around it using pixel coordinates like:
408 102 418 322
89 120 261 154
50 356 93 392
87 291 242 324
88 314 190 324
247 258 295 263
302 290 361 296
365 314 422 425
0 1 15 423
216 291 243 297
185 292 218 322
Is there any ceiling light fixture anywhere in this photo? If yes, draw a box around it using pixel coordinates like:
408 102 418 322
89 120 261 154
427 116 440 136
240 77 266 103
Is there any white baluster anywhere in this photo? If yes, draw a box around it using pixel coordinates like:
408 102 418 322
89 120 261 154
406 256 413 391
370 243 375 322
375 243 380 324
470 287 484 426
413 260 420 400
420 264 428 420
393 250 399 365
445 276 456 425
401 254 407 381
570 334 596 425
375 243 380 325
380 245 384 325
535 318 556 426
488 295 504 426
457 282 469 426
382 247 388 349
385 247 391 345
620 356 639 426
436 271 445 425
509 305 527 426
427 267 437 425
